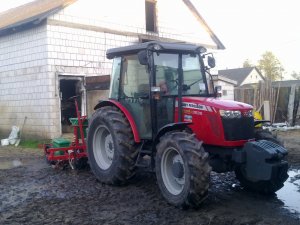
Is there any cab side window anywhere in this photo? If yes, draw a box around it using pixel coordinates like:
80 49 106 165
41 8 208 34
121 55 149 98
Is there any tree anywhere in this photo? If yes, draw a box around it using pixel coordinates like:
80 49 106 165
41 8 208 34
291 71 300 80
243 59 254 68
258 51 284 81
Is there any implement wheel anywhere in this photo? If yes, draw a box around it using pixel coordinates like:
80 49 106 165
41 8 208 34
87 106 138 185
155 131 211 208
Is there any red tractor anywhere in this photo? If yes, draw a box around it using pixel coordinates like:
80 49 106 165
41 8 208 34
87 41 288 208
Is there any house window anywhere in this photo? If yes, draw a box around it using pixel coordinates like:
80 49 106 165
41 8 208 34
222 90 228 96
145 0 157 32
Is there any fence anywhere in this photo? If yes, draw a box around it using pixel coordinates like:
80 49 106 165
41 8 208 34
234 80 300 125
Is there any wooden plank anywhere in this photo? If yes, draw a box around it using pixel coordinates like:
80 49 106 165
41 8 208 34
85 75 111 91
263 100 271 121
287 84 296 124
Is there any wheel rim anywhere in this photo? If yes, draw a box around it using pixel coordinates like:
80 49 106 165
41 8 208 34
161 147 185 195
93 125 114 170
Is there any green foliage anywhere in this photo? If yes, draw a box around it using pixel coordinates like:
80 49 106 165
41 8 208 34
258 51 284 81
243 59 254 68
291 71 300 80
19 139 45 149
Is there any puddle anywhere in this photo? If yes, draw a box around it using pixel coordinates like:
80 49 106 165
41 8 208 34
0 159 22 169
276 168 300 217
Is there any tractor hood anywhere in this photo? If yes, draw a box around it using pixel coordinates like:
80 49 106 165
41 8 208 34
182 97 253 111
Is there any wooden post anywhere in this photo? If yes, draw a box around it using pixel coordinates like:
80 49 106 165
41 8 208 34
263 100 271 121
287 84 296 125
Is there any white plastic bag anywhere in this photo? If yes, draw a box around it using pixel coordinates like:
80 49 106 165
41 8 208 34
8 126 20 145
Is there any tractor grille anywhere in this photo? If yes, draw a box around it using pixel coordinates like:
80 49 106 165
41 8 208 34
222 117 254 141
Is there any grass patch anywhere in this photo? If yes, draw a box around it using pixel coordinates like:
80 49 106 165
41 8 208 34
19 139 48 149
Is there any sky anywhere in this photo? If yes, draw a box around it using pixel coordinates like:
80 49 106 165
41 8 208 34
1 0 299 79
194 0 300 79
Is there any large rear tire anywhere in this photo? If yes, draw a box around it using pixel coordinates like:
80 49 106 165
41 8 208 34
87 106 138 185
155 131 211 208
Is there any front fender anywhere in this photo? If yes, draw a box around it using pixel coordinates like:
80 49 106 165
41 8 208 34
153 122 192 150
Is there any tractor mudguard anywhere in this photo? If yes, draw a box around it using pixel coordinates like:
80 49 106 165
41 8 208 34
234 140 288 181
94 100 141 143
153 122 192 149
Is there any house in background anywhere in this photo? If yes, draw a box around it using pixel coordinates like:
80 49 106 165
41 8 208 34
0 0 224 139
212 75 237 100
218 67 264 87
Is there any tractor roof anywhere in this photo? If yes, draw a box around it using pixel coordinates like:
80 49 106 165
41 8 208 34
106 41 206 59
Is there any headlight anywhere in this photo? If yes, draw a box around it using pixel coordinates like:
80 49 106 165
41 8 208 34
243 110 253 117
219 110 241 119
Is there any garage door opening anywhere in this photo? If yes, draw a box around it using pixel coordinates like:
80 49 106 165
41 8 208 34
59 77 86 134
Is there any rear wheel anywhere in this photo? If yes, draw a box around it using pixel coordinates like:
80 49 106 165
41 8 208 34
155 131 211 208
87 106 138 185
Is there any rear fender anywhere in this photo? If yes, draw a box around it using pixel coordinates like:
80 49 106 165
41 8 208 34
94 100 141 143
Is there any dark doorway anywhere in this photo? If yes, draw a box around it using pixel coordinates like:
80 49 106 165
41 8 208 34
60 79 83 133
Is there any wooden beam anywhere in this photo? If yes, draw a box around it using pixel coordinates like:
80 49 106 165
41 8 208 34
85 75 110 91
287 84 296 125
263 100 271 121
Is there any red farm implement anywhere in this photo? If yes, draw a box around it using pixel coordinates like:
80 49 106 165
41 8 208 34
44 97 88 169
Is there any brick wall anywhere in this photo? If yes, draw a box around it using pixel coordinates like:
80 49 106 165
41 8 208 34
0 24 57 139
46 24 139 76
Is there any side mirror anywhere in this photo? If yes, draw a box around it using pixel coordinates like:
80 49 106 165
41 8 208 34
207 56 215 68
138 50 148 65
214 85 222 97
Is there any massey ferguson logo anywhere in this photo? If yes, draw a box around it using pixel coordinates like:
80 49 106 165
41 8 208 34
177 102 213 112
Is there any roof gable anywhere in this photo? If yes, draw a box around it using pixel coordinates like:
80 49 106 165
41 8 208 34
0 0 76 35
218 67 264 86
212 75 237 85
182 0 224 49
0 0 224 50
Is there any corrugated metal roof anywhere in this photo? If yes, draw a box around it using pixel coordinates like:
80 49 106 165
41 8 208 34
0 0 76 34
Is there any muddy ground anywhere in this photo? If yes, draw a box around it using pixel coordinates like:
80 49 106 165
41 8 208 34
0 130 300 225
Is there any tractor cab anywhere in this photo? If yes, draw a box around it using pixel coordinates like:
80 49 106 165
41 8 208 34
106 41 215 140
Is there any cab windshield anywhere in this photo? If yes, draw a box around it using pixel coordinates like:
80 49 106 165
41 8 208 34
154 53 207 96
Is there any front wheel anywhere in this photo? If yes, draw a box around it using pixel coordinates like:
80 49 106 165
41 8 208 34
255 129 282 146
155 131 211 208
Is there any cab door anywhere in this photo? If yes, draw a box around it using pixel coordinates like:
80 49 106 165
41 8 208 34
118 55 152 139
154 53 179 130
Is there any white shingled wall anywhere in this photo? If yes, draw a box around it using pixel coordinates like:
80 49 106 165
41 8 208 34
0 24 55 139
0 0 219 139
240 69 263 86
